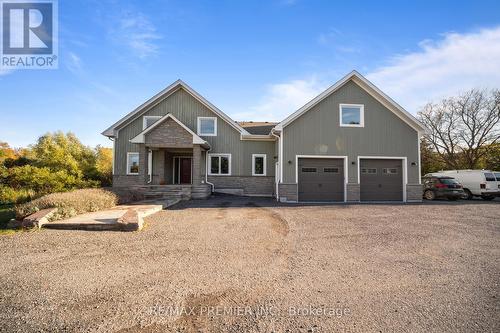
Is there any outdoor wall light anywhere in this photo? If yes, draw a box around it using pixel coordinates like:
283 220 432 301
288 160 292 164
411 162 417 166
351 161 356 165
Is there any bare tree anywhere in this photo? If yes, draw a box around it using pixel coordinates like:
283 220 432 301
418 89 500 169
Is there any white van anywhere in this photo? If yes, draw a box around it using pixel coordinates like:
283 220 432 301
435 170 499 200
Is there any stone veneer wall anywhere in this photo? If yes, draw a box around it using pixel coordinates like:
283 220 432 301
208 176 274 196
346 183 360 202
113 175 143 187
406 184 423 202
278 183 298 202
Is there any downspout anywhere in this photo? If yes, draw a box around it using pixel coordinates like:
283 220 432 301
271 129 281 201
204 144 215 193
147 149 153 184
108 137 115 176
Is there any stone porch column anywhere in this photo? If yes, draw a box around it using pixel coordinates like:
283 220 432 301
139 145 148 184
192 145 202 185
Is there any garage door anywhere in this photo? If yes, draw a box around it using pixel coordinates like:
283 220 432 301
360 159 403 201
298 158 344 201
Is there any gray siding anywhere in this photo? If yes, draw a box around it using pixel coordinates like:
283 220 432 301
282 80 419 184
114 87 275 177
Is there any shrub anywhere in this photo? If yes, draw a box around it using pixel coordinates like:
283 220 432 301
14 188 118 221
0 186 35 205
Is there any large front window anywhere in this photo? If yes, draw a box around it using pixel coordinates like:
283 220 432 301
197 117 217 136
209 154 230 175
339 104 364 127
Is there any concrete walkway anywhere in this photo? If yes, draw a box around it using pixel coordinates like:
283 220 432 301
42 202 169 231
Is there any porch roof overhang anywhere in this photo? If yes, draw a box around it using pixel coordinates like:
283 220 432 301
130 113 209 148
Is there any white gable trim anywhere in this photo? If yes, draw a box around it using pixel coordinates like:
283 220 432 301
102 80 249 137
275 70 425 133
130 113 206 145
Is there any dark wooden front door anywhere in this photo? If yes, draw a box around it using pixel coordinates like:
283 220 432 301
180 158 192 184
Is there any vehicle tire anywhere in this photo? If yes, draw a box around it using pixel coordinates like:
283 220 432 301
424 190 436 201
463 189 473 200
481 195 495 201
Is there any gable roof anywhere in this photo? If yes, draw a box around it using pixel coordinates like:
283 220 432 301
274 70 425 133
102 80 249 137
130 113 207 145
237 121 278 135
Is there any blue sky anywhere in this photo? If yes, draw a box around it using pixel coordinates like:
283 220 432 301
1 0 500 148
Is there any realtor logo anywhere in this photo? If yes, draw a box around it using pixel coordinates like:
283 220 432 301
1 0 58 69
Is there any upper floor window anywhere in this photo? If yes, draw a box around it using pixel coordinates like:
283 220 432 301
127 152 139 175
143 116 162 130
252 154 266 176
197 117 217 136
339 104 364 127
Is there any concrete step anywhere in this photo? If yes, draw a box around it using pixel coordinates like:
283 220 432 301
43 222 122 231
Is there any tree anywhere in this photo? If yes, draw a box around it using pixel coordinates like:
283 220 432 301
0 142 17 163
420 138 445 175
95 146 113 186
418 89 500 169
481 143 500 171
31 132 98 179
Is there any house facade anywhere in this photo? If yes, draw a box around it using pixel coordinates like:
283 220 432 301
102 71 425 202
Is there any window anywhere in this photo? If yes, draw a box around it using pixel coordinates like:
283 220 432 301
324 167 339 173
143 116 162 130
383 168 398 175
252 154 266 176
209 154 230 175
339 104 364 127
484 172 496 182
127 152 139 175
301 167 317 173
197 117 217 136
361 168 377 174
495 173 500 181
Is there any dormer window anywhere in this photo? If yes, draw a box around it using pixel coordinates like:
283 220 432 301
197 117 217 136
339 104 364 127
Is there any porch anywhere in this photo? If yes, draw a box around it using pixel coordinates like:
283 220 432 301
139 145 212 200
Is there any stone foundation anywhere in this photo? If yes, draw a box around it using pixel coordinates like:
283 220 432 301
208 176 274 196
278 183 298 202
406 184 423 202
346 183 360 202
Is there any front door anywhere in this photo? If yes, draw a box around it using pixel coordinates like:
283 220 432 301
179 158 192 184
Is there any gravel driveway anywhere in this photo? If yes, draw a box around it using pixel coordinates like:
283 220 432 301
0 195 498 332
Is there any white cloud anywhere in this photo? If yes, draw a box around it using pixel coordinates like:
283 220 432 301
111 12 162 59
367 26 500 113
234 77 326 121
244 26 500 123
66 51 83 74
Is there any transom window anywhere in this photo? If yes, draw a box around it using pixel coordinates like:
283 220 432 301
143 116 162 130
361 168 377 174
301 167 317 173
127 152 139 175
209 154 230 175
197 117 217 136
339 104 364 127
252 154 266 176
383 168 398 175
324 167 339 173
